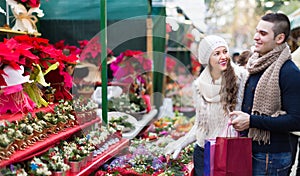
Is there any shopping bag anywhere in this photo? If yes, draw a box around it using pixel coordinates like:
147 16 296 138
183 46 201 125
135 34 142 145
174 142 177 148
204 139 216 176
213 137 252 176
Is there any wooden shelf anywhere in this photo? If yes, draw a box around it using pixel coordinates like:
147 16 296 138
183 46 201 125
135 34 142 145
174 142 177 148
0 103 57 122
67 138 130 176
0 28 41 37
0 118 100 168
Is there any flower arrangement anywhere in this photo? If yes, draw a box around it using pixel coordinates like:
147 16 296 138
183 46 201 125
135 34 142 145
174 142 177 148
6 0 44 33
110 50 151 83
62 142 83 162
0 121 25 146
97 138 193 175
108 93 146 113
0 164 28 176
36 112 58 125
88 128 110 147
0 35 79 114
41 147 70 172
28 157 52 175
78 37 114 66
72 97 98 112
0 133 12 148
109 115 135 133
12 0 41 8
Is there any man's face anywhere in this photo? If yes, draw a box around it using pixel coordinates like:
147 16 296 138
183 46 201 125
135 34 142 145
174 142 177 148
253 20 277 56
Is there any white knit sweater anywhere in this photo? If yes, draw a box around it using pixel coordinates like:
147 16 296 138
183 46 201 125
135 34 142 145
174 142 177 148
181 64 248 148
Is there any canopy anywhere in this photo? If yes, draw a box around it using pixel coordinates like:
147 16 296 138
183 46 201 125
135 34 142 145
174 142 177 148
40 0 148 20
289 8 300 30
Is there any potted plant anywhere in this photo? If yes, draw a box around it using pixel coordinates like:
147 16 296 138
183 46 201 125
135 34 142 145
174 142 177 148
5 121 26 151
41 147 70 176
0 164 28 176
62 142 82 172
36 111 60 134
28 157 52 176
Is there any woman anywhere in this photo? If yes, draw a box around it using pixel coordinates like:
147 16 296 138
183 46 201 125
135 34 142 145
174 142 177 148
165 35 247 175
237 50 252 68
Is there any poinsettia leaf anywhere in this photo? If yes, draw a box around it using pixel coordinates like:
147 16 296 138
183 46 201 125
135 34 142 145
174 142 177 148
0 74 7 86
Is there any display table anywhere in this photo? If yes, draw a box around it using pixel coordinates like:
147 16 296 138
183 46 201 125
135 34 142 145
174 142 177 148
67 138 129 176
97 109 157 139
122 109 157 139
0 118 100 168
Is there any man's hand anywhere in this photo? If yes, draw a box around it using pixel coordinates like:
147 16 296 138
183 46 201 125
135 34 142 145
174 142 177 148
229 111 250 131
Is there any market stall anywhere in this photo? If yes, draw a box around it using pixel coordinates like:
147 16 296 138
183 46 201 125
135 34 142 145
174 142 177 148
0 0 199 175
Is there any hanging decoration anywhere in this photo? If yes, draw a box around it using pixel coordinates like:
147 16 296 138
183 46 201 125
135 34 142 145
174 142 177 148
6 0 44 34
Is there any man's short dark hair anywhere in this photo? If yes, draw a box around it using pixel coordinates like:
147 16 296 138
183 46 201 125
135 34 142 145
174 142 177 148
261 12 291 42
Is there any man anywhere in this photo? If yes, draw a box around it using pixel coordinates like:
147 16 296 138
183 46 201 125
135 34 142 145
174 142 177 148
230 12 300 175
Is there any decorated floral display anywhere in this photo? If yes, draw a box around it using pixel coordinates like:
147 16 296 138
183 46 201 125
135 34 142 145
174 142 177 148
7 0 44 33
110 50 151 84
109 115 135 133
0 164 28 176
94 112 195 175
11 0 41 8
71 36 114 97
96 138 194 176
0 35 79 114
108 93 146 114
78 36 113 66
41 147 70 172
72 97 98 112
0 121 25 148
28 157 52 175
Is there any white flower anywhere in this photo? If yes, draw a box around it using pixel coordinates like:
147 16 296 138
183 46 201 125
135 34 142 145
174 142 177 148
16 169 28 176
7 128 15 137
0 134 11 147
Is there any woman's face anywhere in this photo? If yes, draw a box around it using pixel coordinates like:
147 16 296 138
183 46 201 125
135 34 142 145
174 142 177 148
209 46 229 73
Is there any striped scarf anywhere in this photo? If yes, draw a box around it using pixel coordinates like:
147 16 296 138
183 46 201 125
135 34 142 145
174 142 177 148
246 43 291 144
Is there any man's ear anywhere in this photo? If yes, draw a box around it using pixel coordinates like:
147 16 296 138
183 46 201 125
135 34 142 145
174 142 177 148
275 33 285 44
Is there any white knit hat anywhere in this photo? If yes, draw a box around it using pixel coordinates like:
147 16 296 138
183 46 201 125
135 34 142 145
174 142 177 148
198 35 229 65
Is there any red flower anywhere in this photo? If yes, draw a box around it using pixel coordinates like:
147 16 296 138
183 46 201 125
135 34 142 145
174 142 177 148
166 56 177 73
16 0 40 8
110 50 152 84
0 70 8 86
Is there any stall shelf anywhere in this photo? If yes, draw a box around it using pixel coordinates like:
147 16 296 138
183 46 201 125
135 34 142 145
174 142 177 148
67 138 129 176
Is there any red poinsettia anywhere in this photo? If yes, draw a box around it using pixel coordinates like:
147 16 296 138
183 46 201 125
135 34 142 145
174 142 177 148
110 50 152 84
166 56 177 73
15 0 40 8
0 35 80 101
79 36 113 66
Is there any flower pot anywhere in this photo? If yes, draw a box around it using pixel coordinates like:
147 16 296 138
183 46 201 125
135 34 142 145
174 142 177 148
80 157 87 168
0 143 14 160
57 121 67 131
69 161 81 172
25 133 38 146
75 112 85 125
33 130 46 141
87 152 93 162
12 138 26 151
52 171 66 176
46 123 59 134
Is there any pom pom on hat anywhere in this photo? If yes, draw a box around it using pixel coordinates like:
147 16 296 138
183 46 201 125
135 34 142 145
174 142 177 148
198 35 229 65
